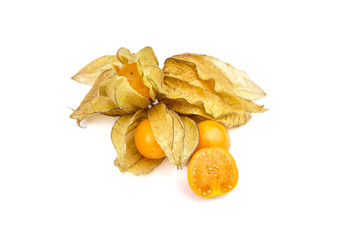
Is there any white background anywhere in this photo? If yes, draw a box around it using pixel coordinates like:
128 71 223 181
1 0 359 239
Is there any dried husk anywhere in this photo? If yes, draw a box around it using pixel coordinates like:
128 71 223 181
160 76 265 123
117 46 163 101
135 46 159 66
70 47 163 126
180 116 200 162
161 54 267 127
162 98 251 128
99 74 150 113
72 55 119 85
111 109 164 175
142 64 166 95
169 54 266 101
70 96 123 125
70 69 126 126
148 103 199 168
114 157 163 176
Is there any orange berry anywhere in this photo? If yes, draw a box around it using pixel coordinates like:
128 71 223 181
195 120 230 152
134 119 165 159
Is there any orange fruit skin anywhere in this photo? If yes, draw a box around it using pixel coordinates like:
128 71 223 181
116 63 151 99
195 120 230 152
187 147 238 198
134 119 166 159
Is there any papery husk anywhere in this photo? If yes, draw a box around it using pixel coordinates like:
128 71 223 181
70 47 161 125
162 98 251 128
99 74 150 113
71 47 162 95
117 46 163 101
160 76 265 124
114 157 163 176
135 46 159 66
70 96 124 126
111 109 164 174
142 64 166 95
148 103 199 169
180 116 200 162
161 54 267 127
70 69 126 126
72 55 119 85
169 54 266 101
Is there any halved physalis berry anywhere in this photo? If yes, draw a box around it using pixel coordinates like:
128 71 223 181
116 63 151 99
187 147 238 197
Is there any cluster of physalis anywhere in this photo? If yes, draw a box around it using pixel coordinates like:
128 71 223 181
70 46 266 197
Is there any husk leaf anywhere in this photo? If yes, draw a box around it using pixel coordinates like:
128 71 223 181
162 98 251 128
70 46 163 126
180 116 200 163
117 47 163 101
113 76 150 112
148 103 199 168
114 157 163 176
70 96 124 126
111 109 164 174
170 53 266 101
161 76 265 122
135 46 159 66
70 69 125 126
72 55 119 85
143 64 166 95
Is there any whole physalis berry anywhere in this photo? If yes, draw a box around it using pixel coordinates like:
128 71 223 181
135 119 166 159
187 147 238 197
195 120 230 152
116 62 151 99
